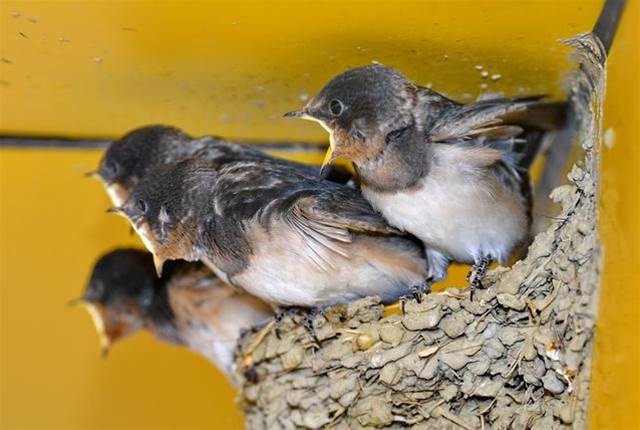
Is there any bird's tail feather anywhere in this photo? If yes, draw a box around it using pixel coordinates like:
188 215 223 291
511 102 568 170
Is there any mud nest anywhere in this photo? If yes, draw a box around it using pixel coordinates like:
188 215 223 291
234 33 605 430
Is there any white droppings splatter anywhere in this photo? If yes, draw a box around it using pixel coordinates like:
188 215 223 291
603 127 615 149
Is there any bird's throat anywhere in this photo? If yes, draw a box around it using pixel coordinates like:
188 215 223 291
357 140 430 193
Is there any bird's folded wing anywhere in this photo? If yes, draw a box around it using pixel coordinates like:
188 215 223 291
429 95 547 144
285 190 400 271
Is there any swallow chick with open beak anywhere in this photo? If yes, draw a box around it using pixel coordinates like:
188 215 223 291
287 64 565 290
76 248 271 375
95 124 353 208
116 154 428 308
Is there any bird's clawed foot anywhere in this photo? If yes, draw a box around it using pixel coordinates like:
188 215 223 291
275 306 322 345
400 278 433 313
468 256 492 289
274 306 299 339
302 308 323 346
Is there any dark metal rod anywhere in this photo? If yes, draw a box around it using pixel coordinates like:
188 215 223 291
593 0 627 55
1 0 627 151
0 135 327 152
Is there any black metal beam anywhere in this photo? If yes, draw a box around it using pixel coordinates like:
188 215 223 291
0 135 327 152
593 0 627 56
1 0 627 150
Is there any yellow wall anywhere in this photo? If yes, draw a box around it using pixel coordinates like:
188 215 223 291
0 149 246 429
590 1 640 428
2 1 638 429
1 1 600 141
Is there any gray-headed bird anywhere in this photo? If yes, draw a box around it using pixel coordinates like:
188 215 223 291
286 64 565 290
111 154 428 308
94 125 352 207
76 249 271 376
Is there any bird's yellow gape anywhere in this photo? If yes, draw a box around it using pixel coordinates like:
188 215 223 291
321 134 337 173
153 254 165 278
73 299 111 357
107 207 166 277
104 183 128 208
284 109 337 173
132 221 165 278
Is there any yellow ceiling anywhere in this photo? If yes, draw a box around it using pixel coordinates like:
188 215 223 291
0 0 602 141
5 2 639 430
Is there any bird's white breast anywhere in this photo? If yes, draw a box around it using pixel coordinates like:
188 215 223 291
169 283 270 376
362 164 527 264
233 222 425 307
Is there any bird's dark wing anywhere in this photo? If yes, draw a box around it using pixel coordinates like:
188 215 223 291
213 160 317 221
283 187 402 271
428 95 569 174
421 96 562 227
211 158 397 271
290 188 400 235
428 95 547 144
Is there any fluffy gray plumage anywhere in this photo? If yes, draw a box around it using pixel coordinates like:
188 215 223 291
122 153 428 307
83 249 270 375
97 124 352 207
292 64 566 283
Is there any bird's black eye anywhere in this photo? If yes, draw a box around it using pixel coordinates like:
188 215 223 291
137 199 148 214
138 288 154 308
105 161 119 175
88 280 105 299
329 99 344 117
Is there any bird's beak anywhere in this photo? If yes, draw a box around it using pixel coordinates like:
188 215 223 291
153 254 165 278
67 297 85 307
71 299 112 357
106 206 125 216
284 108 336 176
283 109 321 123
284 109 305 118
84 170 100 179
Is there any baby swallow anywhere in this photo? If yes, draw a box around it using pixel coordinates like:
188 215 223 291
95 124 353 207
116 154 428 308
287 64 566 289
77 249 271 375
